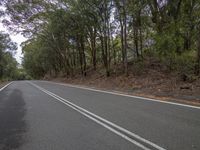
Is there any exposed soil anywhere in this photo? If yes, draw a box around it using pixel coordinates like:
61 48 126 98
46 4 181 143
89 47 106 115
0 82 9 89
48 60 200 106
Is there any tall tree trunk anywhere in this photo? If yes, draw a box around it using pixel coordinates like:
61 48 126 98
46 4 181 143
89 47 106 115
134 26 139 57
80 36 87 76
120 17 125 65
77 36 83 76
139 27 143 57
90 27 97 70
138 11 143 58
123 7 128 76
103 0 110 77
92 28 97 70
196 28 200 75
118 0 128 76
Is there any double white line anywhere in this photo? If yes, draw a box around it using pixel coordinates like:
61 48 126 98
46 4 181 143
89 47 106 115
29 82 166 150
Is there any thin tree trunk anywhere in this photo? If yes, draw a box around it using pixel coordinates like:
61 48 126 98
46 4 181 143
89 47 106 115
80 36 87 76
134 26 139 57
120 17 125 65
197 28 200 75
123 9 128 76
92 28 97 70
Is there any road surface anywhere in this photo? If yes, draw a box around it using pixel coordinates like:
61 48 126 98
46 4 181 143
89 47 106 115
0 81 200 150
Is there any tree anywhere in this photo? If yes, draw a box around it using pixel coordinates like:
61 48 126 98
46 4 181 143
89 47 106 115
1 0 200 79
0 32 17 80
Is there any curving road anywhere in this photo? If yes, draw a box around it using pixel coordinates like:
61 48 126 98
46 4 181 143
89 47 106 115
0 81 200 150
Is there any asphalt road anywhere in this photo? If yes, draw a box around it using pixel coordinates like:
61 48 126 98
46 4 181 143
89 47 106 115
0 81 200 150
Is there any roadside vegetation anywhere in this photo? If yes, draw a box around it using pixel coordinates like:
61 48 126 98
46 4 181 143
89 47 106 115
0 32 30 81
0 0 200 101
0 32 18 81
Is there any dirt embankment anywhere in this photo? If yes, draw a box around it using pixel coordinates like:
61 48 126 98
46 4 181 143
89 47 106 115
48 63 200 106
0 81 9 89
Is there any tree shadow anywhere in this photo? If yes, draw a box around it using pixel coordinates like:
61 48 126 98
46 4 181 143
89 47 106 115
0 89 27 150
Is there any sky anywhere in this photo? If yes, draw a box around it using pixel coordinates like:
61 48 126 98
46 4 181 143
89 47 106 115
0 22 27 64
0 5 27 64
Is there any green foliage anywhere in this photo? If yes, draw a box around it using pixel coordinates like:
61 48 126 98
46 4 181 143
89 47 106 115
22 39 48 79
0 32 18 81
1 0 200 79
175 51 196 76
14 68 32 80
154 34 176 56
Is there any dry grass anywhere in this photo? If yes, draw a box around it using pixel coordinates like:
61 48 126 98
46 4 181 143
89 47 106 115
49 60 200 105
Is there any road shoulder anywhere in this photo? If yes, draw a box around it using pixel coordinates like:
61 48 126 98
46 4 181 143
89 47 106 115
0 81 10 89
49 79 200 107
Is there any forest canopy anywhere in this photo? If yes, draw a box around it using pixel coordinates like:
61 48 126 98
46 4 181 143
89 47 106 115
0 0 200 80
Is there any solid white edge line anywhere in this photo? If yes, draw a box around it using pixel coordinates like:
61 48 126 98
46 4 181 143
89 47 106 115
0 82 13 92
44 81 200 110
29 82 166 150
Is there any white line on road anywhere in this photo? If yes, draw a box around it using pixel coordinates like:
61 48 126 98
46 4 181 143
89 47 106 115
29 82 166 150
44 81 200 110
0 82 13 92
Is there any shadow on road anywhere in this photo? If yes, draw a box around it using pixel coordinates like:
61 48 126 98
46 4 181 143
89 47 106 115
0 89 27 150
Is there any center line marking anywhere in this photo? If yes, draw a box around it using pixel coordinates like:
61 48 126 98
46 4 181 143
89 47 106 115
29 82 166 150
